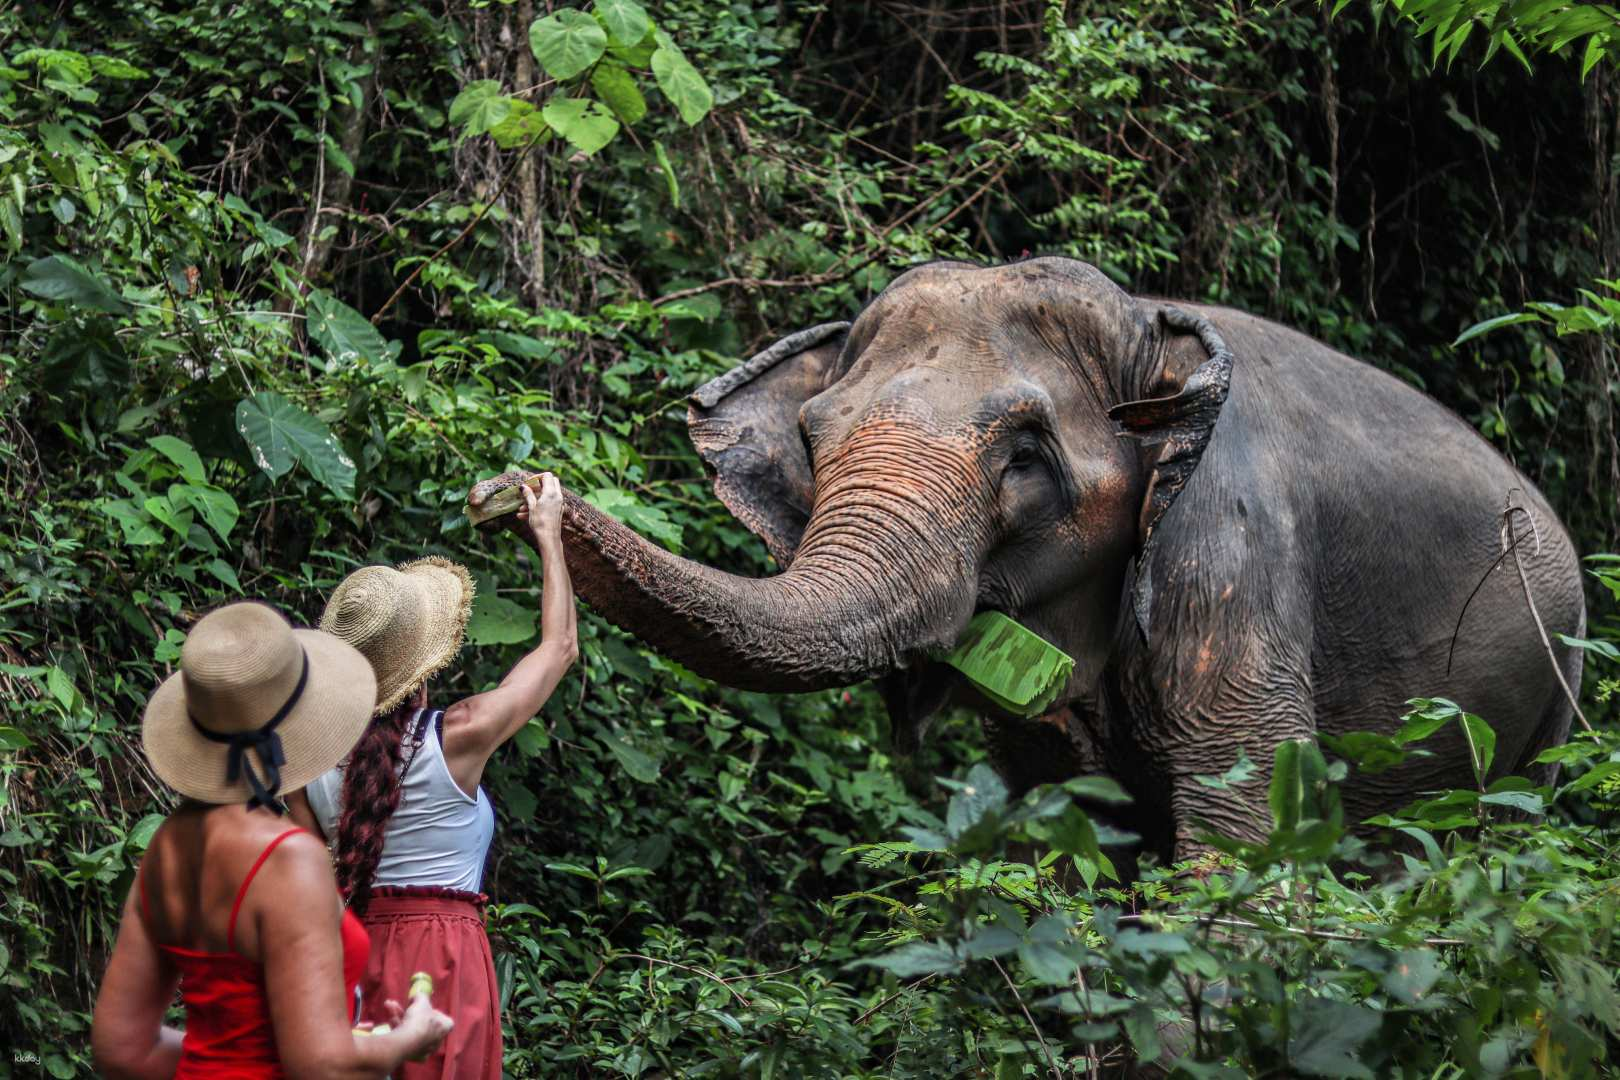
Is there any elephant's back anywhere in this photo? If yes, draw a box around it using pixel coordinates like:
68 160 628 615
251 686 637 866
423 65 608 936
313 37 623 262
1182 304 1584 784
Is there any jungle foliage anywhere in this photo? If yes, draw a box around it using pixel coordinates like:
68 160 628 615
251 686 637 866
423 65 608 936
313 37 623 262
2 0 1619 1075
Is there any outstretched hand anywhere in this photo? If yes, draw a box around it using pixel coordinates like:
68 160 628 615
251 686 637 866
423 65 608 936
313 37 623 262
517 472 563 547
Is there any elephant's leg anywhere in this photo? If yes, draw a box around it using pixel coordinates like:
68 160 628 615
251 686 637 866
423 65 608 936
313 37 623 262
1133 628 1315 862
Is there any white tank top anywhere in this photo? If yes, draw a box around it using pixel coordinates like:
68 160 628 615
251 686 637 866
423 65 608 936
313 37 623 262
305 708 496 893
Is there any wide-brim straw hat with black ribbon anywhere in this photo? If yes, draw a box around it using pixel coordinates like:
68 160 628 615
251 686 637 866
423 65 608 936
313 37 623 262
142 602 377 809
319 556 475 716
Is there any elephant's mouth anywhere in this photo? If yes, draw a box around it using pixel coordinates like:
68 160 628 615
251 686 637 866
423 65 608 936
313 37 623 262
882 605 1042 753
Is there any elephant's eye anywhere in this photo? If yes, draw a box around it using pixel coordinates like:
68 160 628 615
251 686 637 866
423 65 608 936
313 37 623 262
1006 438 1041 472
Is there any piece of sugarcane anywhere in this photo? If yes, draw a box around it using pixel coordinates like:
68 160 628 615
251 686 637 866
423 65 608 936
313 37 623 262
353 973 434 1036
465 472 543 527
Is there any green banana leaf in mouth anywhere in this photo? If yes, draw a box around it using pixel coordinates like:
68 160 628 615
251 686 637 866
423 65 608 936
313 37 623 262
940 611 1075 717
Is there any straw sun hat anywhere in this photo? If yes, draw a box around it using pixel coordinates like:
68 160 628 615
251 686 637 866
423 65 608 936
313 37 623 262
142 602 377 808
320 557 475 715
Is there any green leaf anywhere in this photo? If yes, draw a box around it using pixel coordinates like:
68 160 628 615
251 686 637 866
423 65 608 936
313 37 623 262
143 494 194 538
542 96 620 156
1063 775 1132 804
856 941 963 978
593 0 651 47
1380 949 1442 1005
944 763 1009 839
205 557 243 593
1478 790 1544 814
127 813 165 851
1269 738 1305 833
609 25 658 67
530 9 607 80
583 487 682 549
466 591 538 646
0 726 33 751
961 925 1020 960
488 99 548 149
448 80 513 139
100 499 164 545
147 435 205 484
1581 35 1607 81
653 140 680 207
1026 806 1101 862
651 36 713 125
1397 825 1447 871
600 733 661 783
46 665 76 710
1556 632 1620 662
1018 941 1080 986
1195 748 1258 790
591 62 646 124
21 254 130 314
234 391 357 500
1564 760 1620 793
942 612 1074 716
307 289 388 368
171 483 239 541
1287 999 1380 1078
1452 310 1541 346
1458 710 1496 787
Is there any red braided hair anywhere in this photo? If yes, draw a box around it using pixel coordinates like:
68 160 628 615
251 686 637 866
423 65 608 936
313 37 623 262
333 698 417 915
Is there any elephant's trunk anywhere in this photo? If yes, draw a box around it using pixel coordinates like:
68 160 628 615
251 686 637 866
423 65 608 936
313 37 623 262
494 434 983 693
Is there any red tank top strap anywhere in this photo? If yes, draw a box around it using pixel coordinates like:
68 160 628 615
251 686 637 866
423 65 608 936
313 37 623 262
227 827 306 954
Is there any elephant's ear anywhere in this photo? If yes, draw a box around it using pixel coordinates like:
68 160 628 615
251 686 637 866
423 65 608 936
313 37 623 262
1107 305 1234 549
1106 306 1233 638
687 323 850 566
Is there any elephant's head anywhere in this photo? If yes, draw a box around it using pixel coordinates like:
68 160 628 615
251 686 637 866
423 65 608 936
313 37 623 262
472 257 1232 741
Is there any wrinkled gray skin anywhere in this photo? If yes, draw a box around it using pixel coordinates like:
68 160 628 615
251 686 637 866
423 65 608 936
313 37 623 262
471 256 1585 862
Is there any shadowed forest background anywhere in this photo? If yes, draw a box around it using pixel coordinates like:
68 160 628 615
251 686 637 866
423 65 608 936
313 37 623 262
4 0 1620 1075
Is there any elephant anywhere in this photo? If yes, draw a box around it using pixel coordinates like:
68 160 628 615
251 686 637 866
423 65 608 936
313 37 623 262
469 256 1586 863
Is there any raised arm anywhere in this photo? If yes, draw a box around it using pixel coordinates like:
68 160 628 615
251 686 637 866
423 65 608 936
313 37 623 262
442 472 578 795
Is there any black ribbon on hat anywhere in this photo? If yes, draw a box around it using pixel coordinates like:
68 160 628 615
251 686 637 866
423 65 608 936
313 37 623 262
189 649 308 812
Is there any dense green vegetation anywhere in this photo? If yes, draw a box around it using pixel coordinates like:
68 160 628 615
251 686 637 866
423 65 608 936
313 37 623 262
2 0 1618 1074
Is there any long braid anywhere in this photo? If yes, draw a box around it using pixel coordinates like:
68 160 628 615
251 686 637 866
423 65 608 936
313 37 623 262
333 699 416 915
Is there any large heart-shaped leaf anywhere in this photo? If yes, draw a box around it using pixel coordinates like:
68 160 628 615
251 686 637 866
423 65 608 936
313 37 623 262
448 80 512 139
530 9 607 80
542 97 620 156
21 254 130 314
594 0 650 47
651 36 712 126
307 289 388 368
235 391 356 500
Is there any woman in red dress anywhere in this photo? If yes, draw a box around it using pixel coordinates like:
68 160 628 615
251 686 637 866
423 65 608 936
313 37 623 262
92 601 453 1078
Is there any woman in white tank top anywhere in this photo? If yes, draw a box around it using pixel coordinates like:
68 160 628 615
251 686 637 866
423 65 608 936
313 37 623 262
288 474 576 1080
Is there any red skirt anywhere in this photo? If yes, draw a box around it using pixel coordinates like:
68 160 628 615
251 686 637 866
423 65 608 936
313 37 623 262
358 887 502 1080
